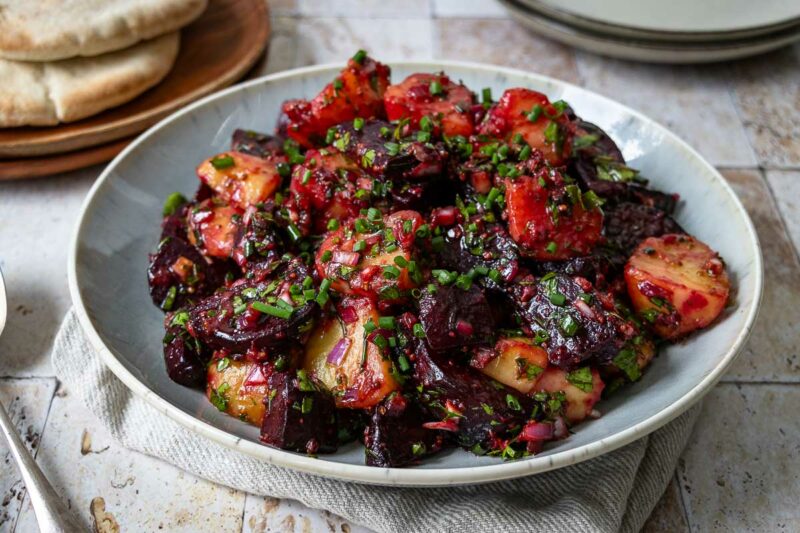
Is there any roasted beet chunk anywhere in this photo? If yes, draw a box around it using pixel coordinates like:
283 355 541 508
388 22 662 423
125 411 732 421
604 202 684 256
231 129 285 159
510 272 636 370
147 236 229 311
406 332 533 451
364 393 447 467
435 222 520 286
260 370 338 454
330 119 449 180
188 258 318 352
419 284 496 352
162 310 209 387
232 204 285 271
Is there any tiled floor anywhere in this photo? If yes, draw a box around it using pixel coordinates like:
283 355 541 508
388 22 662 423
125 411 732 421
1 1 799 531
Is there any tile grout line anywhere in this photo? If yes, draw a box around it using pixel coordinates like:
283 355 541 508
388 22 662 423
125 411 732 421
721 61 761 168
672 471 694 533
758 168 800 266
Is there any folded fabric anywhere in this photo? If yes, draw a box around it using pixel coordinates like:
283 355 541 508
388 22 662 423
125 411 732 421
53 309 698 533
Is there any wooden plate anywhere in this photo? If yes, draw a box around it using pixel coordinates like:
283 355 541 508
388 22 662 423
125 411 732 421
0 138 132 180
0 0 270 159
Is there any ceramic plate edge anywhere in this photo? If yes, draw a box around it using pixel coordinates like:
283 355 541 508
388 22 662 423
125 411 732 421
67 61 764 486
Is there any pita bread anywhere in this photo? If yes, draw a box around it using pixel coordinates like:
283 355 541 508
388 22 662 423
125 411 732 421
0 32 179 127
0 0 205 61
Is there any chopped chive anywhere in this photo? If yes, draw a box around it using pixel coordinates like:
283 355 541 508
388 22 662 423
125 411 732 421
287 224 302 242
353 117 364 131
352 49 367 64
210 154 235 170
429 80 443 96
546 241 558 254
378 316 396 330
162 192 187 216
413 323 426 338
251 301 292 319
327 219 339 231
481 87 492 103
526 104 543 122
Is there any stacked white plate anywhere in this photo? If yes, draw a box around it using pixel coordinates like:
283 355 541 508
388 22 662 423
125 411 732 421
500 0 800 63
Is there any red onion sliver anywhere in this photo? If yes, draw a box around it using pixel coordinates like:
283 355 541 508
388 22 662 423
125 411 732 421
422 419 460 432
332 250 360 266
243 364 267 387
339 306 358 324
455 319 474 337
518 421 554 442
326 338 350 365
553 416 569 440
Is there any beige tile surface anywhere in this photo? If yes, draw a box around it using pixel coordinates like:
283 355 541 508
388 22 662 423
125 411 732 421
13 384 246 532
765 170 800 253
720 170 800 382
729 46 800 168
0 379 56 532
0 170 97 377
297 0 431 18
432 0 507 17
679 384 800 531
576 54 757 167
243 494 370 533
434 18 580 83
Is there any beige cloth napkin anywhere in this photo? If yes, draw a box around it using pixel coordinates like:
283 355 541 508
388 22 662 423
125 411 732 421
53 309 698 533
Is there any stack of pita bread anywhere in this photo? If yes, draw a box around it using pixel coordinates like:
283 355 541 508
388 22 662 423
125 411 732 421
0 0 208 127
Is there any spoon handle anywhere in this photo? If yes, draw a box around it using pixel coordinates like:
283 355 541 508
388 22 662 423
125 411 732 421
0 402 84 532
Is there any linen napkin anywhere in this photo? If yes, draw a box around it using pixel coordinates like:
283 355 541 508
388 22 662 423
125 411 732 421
53 309 698 533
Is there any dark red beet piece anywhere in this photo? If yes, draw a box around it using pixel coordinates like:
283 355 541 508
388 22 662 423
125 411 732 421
231 129 285 159
147 236 231 312
509 272 636 370
604 202 684 256
402 325 533 451
232 204 285 272
187 258 318 352
364 393 448 467
331 119 449 180
260 371 338 454
162 311 209 388
435 222 520 287
418 284 496 352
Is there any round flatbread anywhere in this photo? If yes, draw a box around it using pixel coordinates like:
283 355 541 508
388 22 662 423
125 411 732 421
0 32 180 127
0 0 205 61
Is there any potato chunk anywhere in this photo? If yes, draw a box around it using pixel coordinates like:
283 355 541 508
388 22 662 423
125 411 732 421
535 366 604 423
186 199 240 259
479 88 574 166
303 298 399 409
196 151 283 210
206 358 268 426
625 234 730 339
478 337 548 394
384 73 475 137
315 210 423 301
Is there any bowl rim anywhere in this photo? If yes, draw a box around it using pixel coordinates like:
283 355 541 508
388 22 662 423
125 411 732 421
68 60 764 486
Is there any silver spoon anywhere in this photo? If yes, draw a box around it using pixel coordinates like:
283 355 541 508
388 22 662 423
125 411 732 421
0 268 83 532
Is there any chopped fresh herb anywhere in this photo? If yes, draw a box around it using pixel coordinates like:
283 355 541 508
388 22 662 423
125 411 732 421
411 442 426 456
327 219 339 231
429 80 443 96
527 104 543 122
210 154 235 170
505 394 522 411
251 301 292 319
613 348 642 381
216 357 231 372
574 133 599 149
353 117 364 131
162 192 187 216
560 315 579 337
413 323 426 338
352 49 367 64
481 87 492 103
566 367 594 392
378 316 396 330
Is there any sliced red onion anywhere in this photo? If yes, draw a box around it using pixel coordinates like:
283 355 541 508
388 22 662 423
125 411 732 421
455 319 474 337
573 298 596 320
518 421 554 442
243 364 267 388
339 306 358 324
332 250 360 266
423 419 460 432
326 338 350 365
553 416 569 440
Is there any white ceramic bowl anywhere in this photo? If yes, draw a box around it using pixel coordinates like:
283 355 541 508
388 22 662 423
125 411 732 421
69 62 763 486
